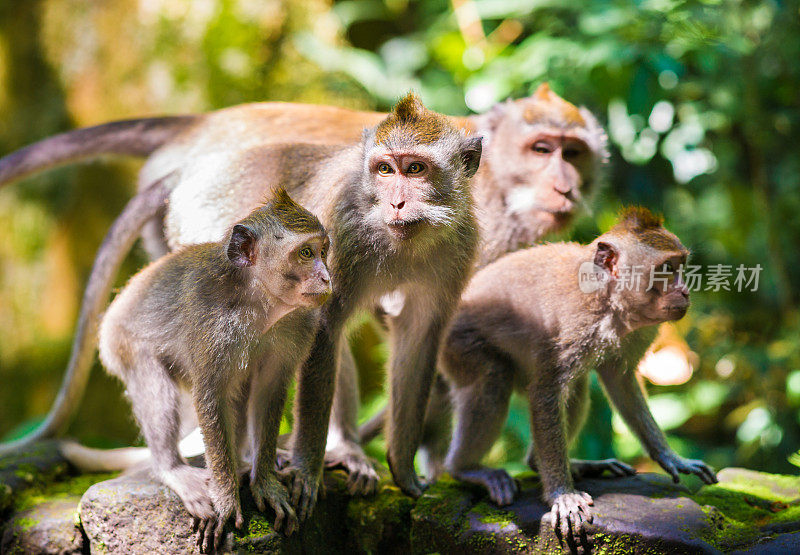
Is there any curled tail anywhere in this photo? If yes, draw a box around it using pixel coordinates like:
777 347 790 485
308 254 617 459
0 178 173 456
0 116 196 186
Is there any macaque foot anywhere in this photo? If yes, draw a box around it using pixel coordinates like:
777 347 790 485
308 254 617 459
652 453 718 485
387 453 427 498
453 467 518 506
278 465 321 522
545 490 594 544
571 458 636 481
196 489 243 553
160 465 215 520
250 473 298 535
324 440 380 495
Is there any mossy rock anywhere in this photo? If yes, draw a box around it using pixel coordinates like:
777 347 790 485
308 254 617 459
0 440 71 512
3 443 800 555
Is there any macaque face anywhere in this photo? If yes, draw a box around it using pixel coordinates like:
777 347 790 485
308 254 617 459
500 125 593 231
368 147 442 242
643 254 691 322
264 234 332 308
617 250 690 328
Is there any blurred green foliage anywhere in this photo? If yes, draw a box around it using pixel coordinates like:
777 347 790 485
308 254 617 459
1 0 798 475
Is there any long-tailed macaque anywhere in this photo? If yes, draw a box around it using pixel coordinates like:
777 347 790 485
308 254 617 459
0 85 603 497
87 189 330 551
438 207 717 541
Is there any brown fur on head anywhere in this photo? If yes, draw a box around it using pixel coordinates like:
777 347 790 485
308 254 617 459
592 206 690 330
269 187 326 235
375 93 454 146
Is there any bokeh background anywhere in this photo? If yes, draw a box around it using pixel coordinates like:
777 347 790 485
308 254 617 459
1 0 798 476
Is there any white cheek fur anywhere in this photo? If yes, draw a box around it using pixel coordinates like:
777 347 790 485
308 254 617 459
506 186 539 214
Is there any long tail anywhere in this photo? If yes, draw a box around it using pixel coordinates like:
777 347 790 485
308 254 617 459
0 116 196 186
0 178 173 456
358 407 386 444
59 441 153 472
59 428 207 472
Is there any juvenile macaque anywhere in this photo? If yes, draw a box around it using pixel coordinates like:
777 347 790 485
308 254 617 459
0 86 603 497
93 188 331 551
438 207 717 541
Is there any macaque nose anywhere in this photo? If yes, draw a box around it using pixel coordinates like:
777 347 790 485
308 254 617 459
553 179 572 195
391 201 405 210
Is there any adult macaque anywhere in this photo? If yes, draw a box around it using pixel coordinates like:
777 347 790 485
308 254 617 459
77 189 331 551
438 207 717 541
0 85 604 497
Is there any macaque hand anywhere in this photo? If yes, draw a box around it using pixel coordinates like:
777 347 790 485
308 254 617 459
545 490 594 543
652 452 718 485
278 465 321 522
250 472 298 535
197 488 242 553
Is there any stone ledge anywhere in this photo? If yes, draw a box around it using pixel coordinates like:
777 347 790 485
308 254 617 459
0 442 798 554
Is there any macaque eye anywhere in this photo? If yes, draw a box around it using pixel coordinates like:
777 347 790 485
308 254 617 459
660 261 674 273
532 142 553 154
407 162 425 174
320 247 328 259
299 246 314 260
377 163 394 175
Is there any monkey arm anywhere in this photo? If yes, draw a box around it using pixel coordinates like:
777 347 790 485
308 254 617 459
246 358 297 535
528 383 574 501
528 380 594 539
595 358 717 485
285 305 343 520
194 383 244 551
385 286 458 498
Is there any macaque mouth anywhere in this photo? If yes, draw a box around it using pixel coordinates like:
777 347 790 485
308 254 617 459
387 218 424 239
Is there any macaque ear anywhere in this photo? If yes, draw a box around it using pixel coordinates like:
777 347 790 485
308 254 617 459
461 136 483 178
227 224 258 267
594 241 618 276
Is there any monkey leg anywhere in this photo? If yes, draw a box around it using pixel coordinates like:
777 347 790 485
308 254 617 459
325 340 380 496
417 373 454 480
444 363 516 506
123 356 215 522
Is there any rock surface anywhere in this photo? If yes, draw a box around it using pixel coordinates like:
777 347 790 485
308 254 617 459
1 442 799 554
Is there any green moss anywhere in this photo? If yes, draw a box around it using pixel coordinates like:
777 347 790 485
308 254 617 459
347 483 414 552
14 516 40 530
471 501 516 529
687 479 800 550
13 472 118 512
